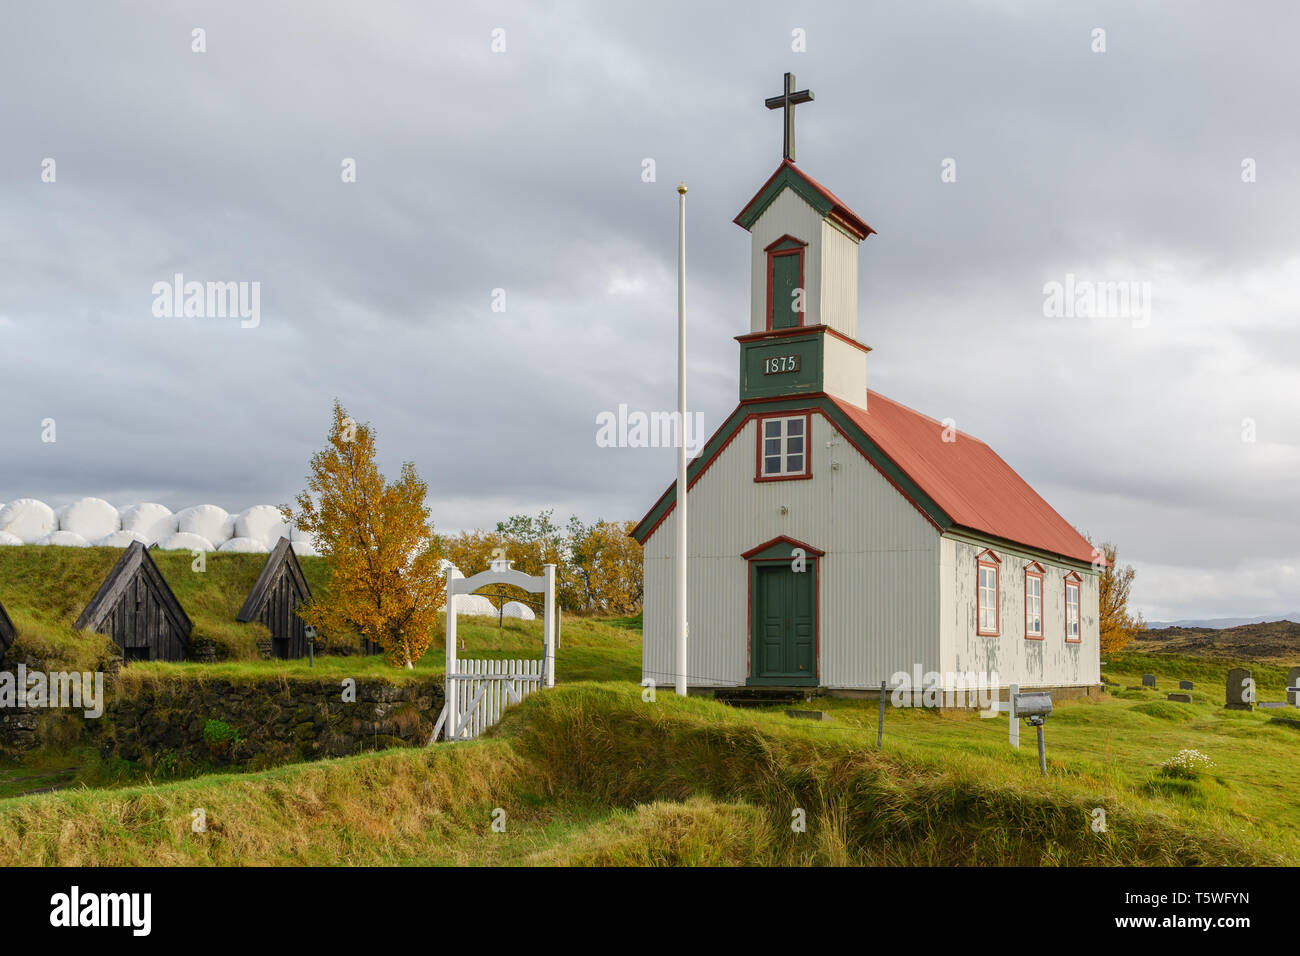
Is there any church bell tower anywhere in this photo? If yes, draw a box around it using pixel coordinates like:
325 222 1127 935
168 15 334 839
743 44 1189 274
733 73 874 410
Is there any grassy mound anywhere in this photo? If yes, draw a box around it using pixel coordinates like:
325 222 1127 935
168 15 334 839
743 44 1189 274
0 545 642 674
0 546 290 666
493 684 1290 866
1129 701 1197 721
0 683 1290 866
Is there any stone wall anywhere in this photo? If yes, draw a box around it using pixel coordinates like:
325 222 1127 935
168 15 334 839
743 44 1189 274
0 659 444 769
97 676 444 770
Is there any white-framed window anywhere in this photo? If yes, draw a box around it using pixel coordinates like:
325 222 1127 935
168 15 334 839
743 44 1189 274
977 550 1000 636
1065 576 1081 642
1025 565 1043 639
758 414 809 479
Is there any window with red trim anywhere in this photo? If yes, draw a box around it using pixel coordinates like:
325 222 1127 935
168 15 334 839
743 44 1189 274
756 413 811 480
977 550 1000 636
1065 575 1081 642
1025 563 1043 639
765 235 806 330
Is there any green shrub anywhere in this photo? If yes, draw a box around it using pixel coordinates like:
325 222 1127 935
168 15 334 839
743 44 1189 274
203 719 241 747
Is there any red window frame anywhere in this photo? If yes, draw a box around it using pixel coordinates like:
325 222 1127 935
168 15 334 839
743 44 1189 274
754 411 813 482
976 549 1000 636
1064 572 1082 643
764 234 807 331
1024 562 1044 640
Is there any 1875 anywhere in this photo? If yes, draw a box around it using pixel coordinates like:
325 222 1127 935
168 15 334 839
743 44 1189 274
762 355 800 375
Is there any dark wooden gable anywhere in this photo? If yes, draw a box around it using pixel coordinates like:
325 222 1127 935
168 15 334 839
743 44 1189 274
0 597 15 654
237 537 313 659
74 540 192 662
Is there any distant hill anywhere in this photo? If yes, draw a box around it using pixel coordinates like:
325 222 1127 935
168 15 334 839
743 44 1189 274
1146 613 1300 629
1136 619 1300 663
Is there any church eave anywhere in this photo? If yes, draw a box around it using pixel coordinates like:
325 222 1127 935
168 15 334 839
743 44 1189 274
733 160 874 241
630 394 952 546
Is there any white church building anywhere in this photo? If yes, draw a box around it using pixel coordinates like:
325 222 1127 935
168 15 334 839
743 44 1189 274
633 79 1101 700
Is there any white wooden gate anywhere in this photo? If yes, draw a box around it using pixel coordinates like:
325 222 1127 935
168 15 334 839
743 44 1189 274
438 658 544 741
437 560 556 743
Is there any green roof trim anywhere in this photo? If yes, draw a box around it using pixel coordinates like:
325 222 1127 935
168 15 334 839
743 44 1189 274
630 395 955 544
735 165 835 232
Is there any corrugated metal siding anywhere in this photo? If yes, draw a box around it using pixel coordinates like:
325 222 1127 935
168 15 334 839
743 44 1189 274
940 536 1101 688
818 218 859 339
748 190 825 333
643 411 941 690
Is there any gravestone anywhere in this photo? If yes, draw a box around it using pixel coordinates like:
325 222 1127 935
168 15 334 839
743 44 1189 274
784 709 831 722
1141 674 1156 688
1225 667 1254 711
1166 693 1192 704
1288 667 1300 707
1179 679 1194 691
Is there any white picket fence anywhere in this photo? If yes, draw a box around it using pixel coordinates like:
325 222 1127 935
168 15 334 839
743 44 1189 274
435 658 545 742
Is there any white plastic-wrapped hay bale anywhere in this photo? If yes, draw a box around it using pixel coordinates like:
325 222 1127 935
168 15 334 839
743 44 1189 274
0 498 57 543
175 504 235 545
159 531 216 552
501 601 536 620
58 497 120 541
289 525 321 556
455 594 499 617
93 530 149 548
119 503 176 545
235 505 285 547
0 531 22 546
218 536 270 553
38 530 91 548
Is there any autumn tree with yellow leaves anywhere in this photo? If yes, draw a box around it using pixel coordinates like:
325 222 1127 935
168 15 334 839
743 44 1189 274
567 518 642 614
1092 539 1146 656
443 511 643 614
284 402 444 668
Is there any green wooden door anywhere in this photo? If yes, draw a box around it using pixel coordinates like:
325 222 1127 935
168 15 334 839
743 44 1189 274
751 563 816 685
770 253 802 329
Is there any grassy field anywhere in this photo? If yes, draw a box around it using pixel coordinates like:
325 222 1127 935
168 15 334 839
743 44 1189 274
113 614 640 687
0 680 1292 866
0 613 640 797
2 557 1297 867
0 544 642 679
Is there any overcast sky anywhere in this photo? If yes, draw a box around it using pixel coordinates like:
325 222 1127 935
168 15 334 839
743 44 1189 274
1 1 1296 621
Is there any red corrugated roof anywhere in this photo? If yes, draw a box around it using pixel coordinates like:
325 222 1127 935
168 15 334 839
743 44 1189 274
833 391 1098 564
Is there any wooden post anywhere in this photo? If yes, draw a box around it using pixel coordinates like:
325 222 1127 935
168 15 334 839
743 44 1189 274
445 578 458 741
543 564 556 689
877 679 886 749
1008 682 1019 749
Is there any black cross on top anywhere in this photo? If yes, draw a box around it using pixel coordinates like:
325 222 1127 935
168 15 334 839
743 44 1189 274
765 72 814 163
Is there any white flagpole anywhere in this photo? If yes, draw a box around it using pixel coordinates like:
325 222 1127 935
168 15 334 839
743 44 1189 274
675 182 689 698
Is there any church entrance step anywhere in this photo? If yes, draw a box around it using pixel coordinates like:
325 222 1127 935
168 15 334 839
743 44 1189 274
714 687 813 708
